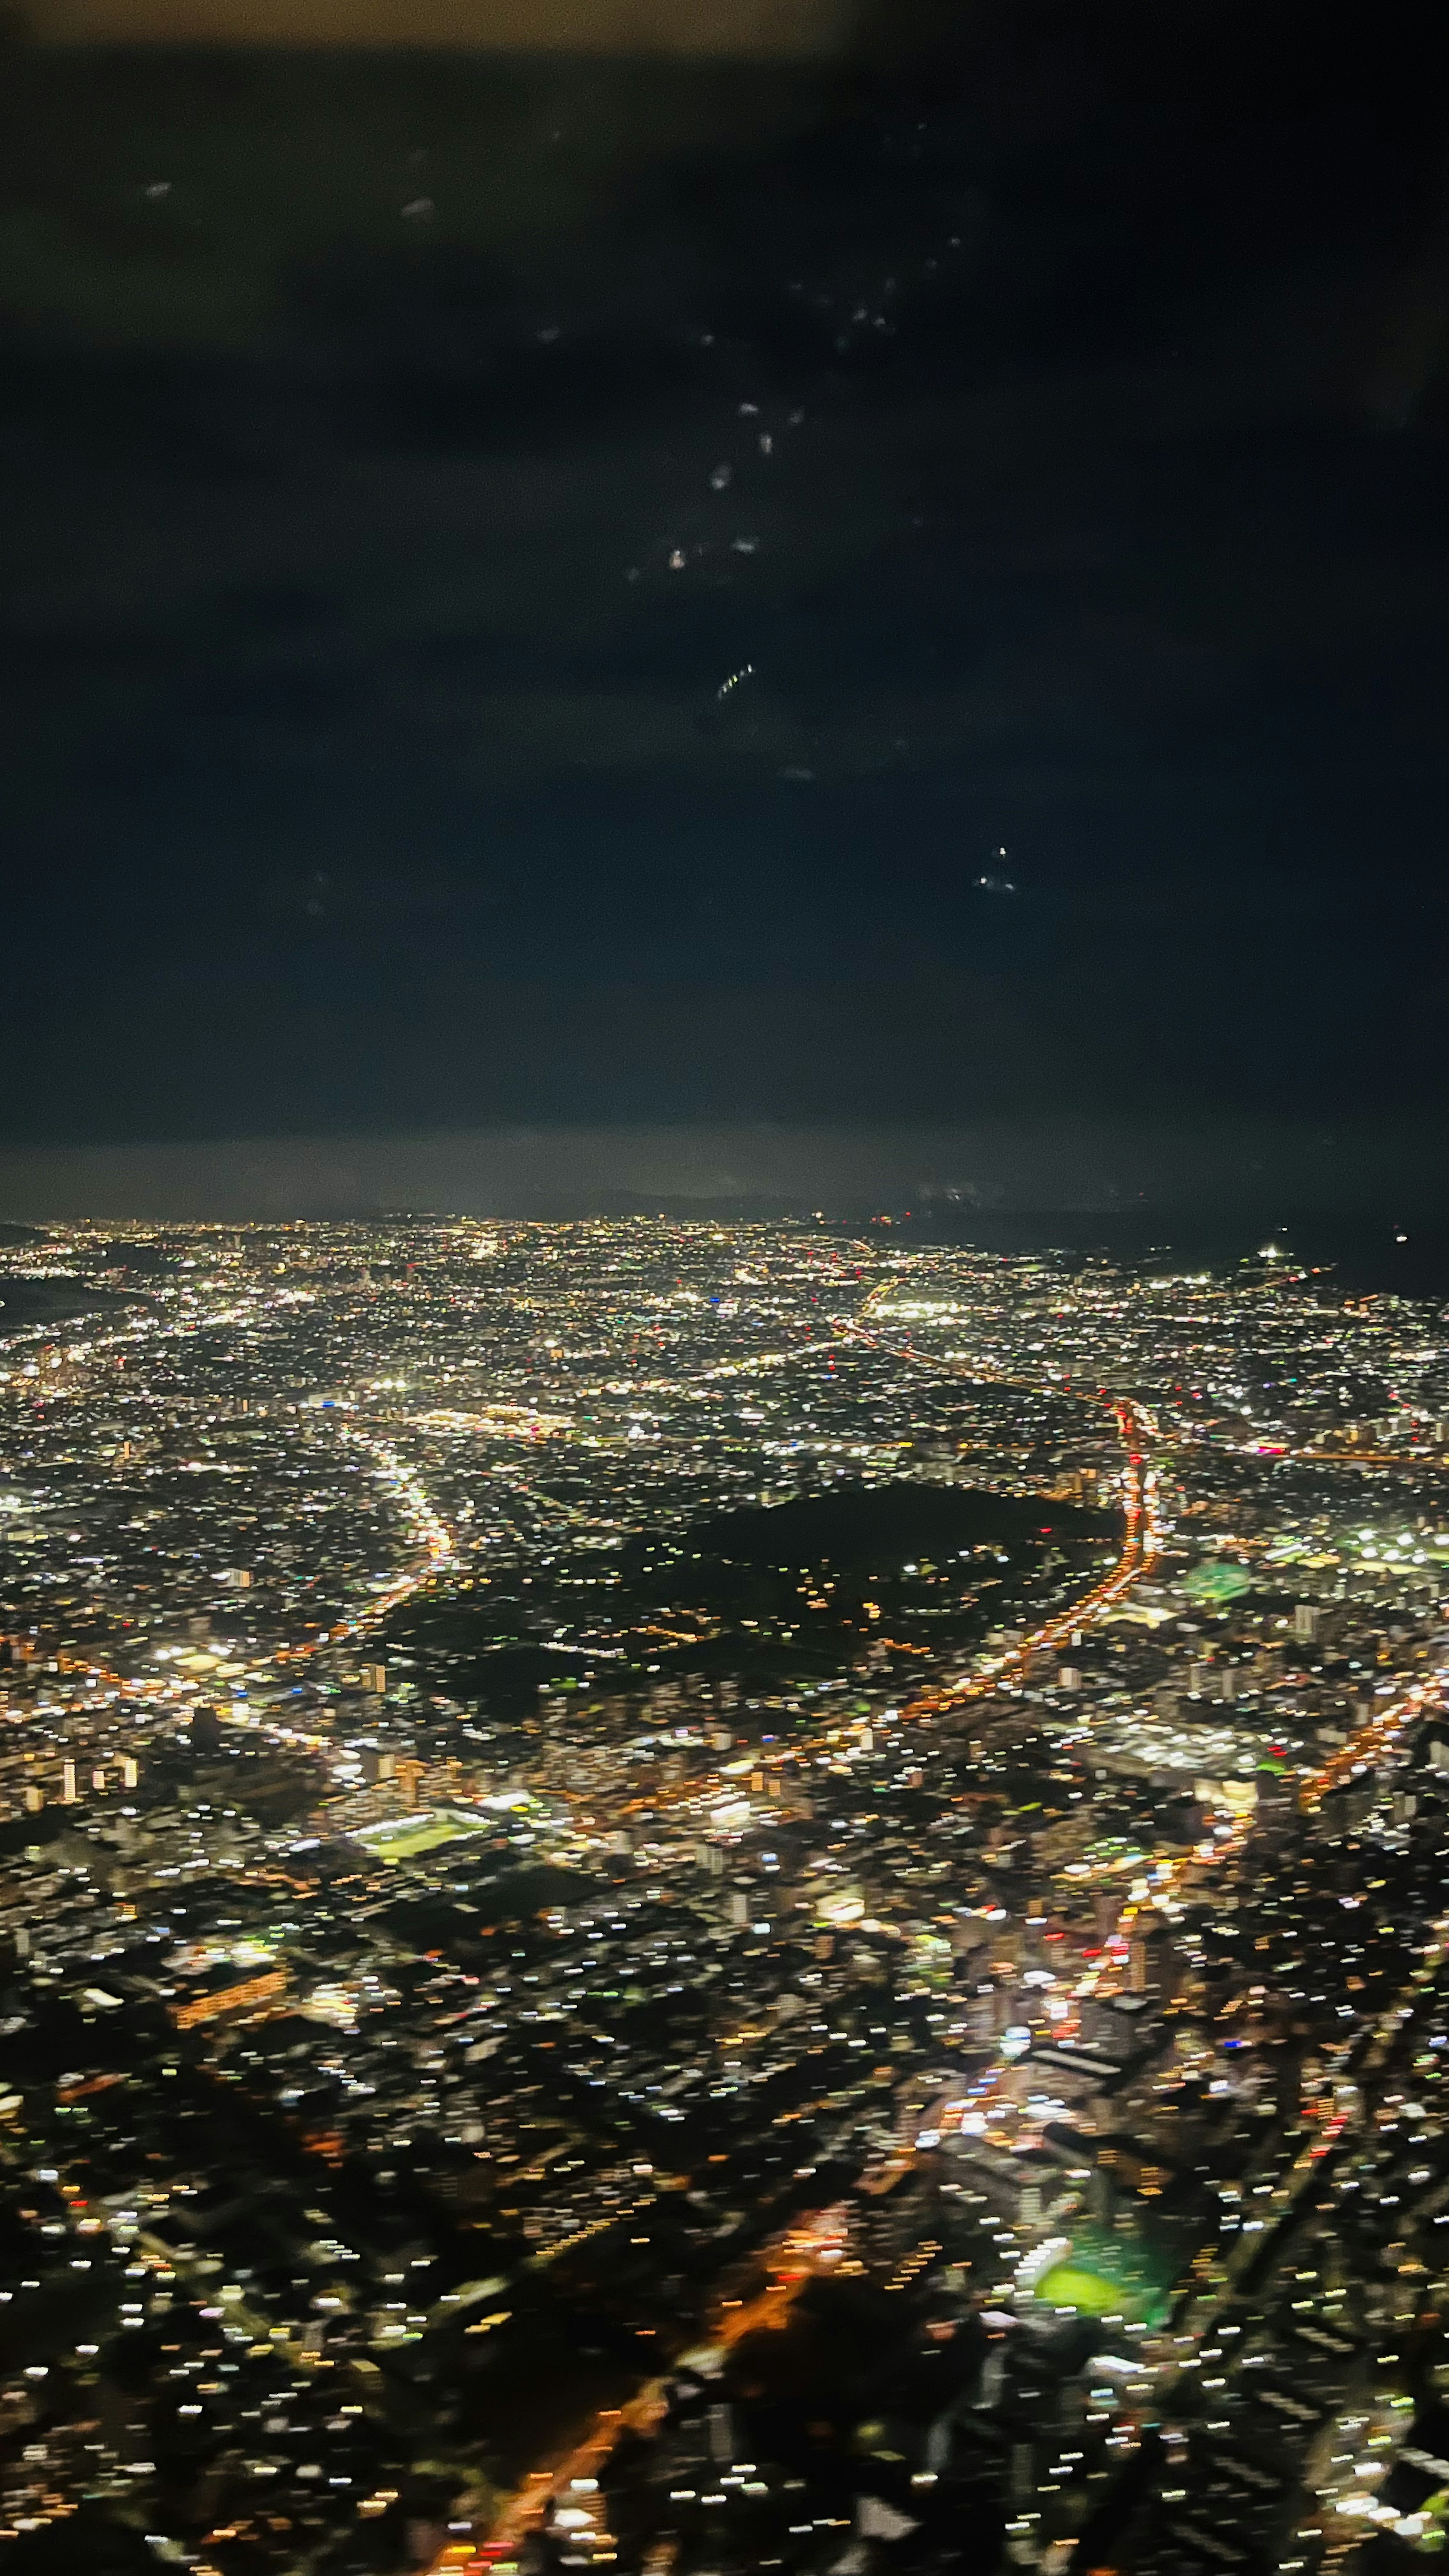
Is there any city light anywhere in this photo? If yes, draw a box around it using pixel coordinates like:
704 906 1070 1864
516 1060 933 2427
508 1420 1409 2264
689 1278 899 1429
0 1216 1445 2573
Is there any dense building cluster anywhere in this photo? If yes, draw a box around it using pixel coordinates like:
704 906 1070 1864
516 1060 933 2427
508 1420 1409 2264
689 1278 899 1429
0 1219 1446 2576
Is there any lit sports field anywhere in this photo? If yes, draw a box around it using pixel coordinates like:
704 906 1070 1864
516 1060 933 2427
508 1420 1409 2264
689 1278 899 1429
352 1809 493 1862
1034 2263 1128 2318
1029 2222 1174 2327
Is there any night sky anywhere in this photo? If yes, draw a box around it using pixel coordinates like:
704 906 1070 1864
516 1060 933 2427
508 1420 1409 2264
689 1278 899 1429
1 0 1445 1209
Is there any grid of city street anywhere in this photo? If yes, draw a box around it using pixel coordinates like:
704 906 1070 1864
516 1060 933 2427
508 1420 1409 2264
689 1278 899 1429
1 1217 1447 2576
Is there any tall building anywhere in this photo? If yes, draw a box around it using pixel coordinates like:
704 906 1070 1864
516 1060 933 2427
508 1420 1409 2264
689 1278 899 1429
190 1702 224 1757
1127 1912 1178 1999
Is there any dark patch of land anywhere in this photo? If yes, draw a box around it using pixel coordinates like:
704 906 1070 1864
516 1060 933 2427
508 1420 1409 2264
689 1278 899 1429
610 1480 1116 1691
381 1485 1117 1717
659 1480 1115 1576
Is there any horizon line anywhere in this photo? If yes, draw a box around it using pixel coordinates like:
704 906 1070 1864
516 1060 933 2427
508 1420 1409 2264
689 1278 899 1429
0 1113 1441 1225
17 0 865 54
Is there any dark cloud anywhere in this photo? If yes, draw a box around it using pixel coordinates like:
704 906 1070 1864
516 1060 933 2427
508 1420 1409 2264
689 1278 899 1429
0 0 1445 1163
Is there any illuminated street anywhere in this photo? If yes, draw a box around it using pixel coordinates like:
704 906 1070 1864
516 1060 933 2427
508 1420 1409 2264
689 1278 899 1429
0 1218 1444 2576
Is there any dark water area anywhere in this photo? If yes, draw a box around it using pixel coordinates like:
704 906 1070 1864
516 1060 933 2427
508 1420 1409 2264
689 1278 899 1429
895 1210 1449 1300
1269 1220 1449 1300
0 1279 147 1330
